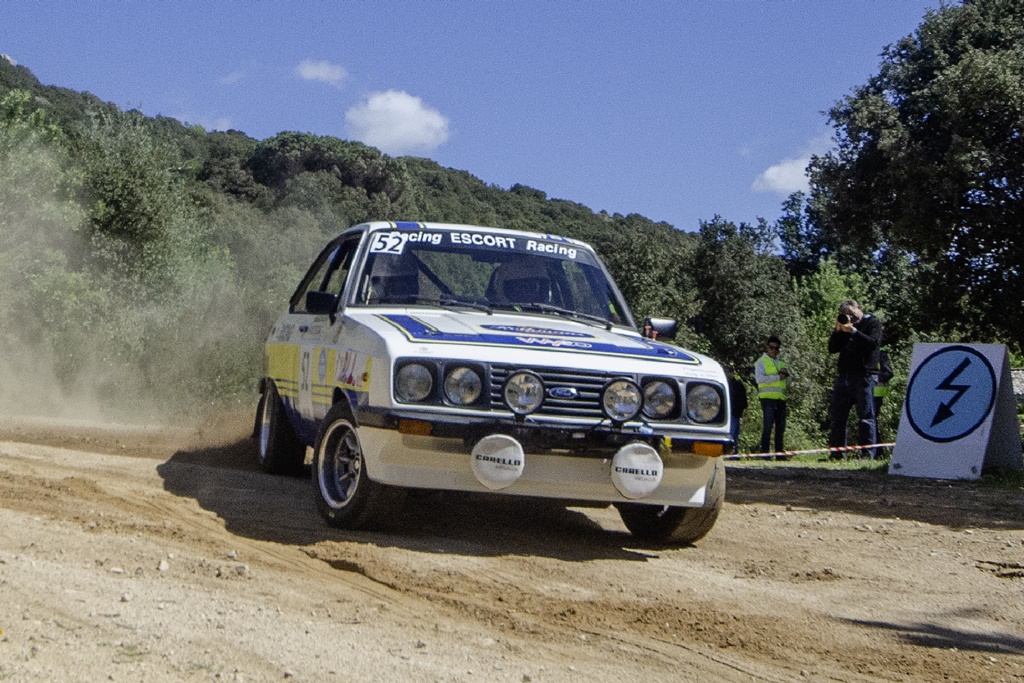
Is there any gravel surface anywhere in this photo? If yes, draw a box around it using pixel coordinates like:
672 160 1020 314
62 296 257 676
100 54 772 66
1 413 1023 682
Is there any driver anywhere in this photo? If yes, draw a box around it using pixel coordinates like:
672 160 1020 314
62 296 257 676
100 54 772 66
488 257 552 305
366 253 419 303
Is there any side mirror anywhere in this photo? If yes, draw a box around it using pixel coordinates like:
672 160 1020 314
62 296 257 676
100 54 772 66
306 290 339 316
642 317 677 341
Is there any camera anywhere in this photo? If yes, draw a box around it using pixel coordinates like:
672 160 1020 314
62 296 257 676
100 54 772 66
837 313 850 324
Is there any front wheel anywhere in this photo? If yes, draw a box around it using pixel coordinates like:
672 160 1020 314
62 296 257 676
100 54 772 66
615 460 725 546
312 405 405 530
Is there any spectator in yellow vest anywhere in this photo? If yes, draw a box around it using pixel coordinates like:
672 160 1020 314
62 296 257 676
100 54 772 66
755 335 791 455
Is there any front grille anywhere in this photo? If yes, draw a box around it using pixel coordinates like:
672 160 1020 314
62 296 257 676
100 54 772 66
490 365 624 418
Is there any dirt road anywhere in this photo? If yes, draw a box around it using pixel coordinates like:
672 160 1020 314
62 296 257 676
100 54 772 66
1 414 1023 682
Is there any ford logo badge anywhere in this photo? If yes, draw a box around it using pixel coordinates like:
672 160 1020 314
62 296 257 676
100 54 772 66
548 387 579 399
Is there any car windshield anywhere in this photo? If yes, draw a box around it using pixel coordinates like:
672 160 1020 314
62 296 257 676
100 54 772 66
351 228 632 327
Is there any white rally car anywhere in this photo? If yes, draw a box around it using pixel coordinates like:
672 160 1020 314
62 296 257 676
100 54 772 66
257 221 730 544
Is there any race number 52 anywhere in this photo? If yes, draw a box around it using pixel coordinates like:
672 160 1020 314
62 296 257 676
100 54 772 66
369 231 408 254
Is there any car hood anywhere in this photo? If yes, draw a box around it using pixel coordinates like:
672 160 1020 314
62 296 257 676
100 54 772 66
351 308 720 375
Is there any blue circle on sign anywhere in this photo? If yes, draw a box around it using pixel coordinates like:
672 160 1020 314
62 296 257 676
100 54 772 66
905 345 996 443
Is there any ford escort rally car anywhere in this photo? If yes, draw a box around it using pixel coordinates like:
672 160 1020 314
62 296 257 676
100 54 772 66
256 221 730 544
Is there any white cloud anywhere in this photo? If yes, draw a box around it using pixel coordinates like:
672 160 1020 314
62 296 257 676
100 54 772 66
296 60 348 88
753 134 832 195
345 90 450 155
752 157 811 195
218 70 245 85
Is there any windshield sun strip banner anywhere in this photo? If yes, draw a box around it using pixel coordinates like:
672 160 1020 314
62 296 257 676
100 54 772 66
376 314 700 365
367 226 596 264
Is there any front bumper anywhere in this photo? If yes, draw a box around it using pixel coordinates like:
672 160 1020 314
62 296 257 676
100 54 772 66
354 407 727 506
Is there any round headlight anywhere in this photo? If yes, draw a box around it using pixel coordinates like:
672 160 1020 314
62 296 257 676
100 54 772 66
686 383 722 423
642 380 677 419
503 371 544 415
395 363 433 402
602 379 642 422
444 366 482 405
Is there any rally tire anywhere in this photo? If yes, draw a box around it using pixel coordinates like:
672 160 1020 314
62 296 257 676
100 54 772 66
256 381 307 475
312 404 405 530
615 460 726 546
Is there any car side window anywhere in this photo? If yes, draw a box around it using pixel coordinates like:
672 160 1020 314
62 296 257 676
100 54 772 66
289 236 361 314
320 238 360 299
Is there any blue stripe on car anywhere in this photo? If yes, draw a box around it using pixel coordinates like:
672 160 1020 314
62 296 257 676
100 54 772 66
377 314 700 365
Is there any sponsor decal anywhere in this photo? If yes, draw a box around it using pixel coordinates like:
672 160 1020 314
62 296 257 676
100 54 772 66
318 348 327 384
525 239 577 260
334 349 370 390
449 232 519 249
481 324 592 338
613 467 660 477
471 435 526 491
515 336 593 349
611 443 664 499
298 346 314 417
474 453 523 469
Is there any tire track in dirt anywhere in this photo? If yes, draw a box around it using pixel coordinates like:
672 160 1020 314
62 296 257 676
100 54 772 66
4 417 1024 682
0 438 423 618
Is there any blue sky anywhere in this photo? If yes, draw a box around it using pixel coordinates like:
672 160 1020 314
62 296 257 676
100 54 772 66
2 1 942 232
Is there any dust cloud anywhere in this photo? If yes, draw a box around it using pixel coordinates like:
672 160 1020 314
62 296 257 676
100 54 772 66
0 133 272 427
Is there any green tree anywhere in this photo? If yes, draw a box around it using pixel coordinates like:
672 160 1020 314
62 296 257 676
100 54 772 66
249 132 410 201
198 129 266 203
808 0 1024 348
596 223 700 346
689 217 801 369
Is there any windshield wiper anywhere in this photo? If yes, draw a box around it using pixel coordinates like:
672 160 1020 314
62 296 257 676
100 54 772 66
515 303 613 329
377 295 493 313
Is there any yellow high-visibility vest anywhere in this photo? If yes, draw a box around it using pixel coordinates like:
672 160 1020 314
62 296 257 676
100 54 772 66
757 357 788 400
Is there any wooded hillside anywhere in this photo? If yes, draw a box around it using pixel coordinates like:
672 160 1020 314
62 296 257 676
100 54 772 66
3 0 1021 455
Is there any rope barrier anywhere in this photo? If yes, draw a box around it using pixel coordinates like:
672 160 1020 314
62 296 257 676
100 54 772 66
724 442 896 461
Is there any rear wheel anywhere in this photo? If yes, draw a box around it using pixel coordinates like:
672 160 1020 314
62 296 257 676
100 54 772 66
256 381 307 475
312 404 405 530
615 460 725 545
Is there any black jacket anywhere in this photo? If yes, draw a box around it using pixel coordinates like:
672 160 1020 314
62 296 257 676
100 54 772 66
727 375 748 416
828 314 882 377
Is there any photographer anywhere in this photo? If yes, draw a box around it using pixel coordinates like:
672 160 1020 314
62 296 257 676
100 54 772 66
827 300 882 459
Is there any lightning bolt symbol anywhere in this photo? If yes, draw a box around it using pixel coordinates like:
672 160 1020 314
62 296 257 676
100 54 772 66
931 357 972 427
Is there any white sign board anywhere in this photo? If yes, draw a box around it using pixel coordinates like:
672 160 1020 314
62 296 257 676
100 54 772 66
890 343 1022 479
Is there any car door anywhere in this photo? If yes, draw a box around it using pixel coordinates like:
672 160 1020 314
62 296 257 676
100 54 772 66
290 235 362 429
